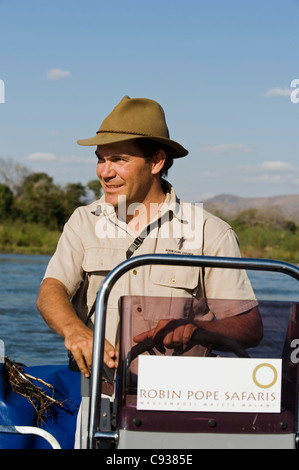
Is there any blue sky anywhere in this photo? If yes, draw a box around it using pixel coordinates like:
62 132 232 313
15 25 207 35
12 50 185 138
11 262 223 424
0 0 298 201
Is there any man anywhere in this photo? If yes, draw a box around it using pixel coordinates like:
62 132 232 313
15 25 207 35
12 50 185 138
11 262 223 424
36 96 262 378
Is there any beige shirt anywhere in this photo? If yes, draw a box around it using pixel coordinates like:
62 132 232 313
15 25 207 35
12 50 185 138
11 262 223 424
44 182 257 347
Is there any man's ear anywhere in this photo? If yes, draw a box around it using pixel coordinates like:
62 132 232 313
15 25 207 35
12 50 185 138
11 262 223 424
151 149 166 175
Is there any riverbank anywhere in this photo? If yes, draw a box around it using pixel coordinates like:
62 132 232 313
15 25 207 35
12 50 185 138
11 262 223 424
0 221 60 255
232 223 299 264
0 220 298 264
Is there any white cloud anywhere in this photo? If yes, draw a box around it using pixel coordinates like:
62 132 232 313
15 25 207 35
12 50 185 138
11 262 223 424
237 160 299 186
239 160 296 174
260 161 295 171
263 87 292 98
46 68 71 80
26 153 95 164
246 173 299 185
27 152 57 161
200 144 251 154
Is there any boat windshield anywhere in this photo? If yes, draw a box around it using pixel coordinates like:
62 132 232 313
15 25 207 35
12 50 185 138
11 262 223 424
116 291 299 435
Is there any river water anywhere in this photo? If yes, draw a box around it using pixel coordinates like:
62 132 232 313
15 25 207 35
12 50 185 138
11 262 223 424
0 253 298 366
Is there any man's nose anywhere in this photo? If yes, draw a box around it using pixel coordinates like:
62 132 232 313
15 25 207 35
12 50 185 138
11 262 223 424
99 161 117 178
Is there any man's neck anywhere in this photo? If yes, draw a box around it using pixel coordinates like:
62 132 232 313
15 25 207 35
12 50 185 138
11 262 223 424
127 184 167 235
126 201 163 235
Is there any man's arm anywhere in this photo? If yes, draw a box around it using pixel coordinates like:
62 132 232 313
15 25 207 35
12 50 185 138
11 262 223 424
36 278 118 376
133 307 263 353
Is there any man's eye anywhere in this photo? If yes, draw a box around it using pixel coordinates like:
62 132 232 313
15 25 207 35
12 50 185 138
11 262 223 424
95 152 104 163
95 152 103 163
95 153 128 163
111 156 129 163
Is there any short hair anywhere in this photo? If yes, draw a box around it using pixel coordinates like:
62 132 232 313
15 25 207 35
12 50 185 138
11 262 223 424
134 139 174 178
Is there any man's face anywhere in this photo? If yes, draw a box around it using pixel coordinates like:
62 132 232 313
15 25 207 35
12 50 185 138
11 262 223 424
95 140 158 209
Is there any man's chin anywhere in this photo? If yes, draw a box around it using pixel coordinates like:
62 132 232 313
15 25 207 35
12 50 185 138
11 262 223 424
104 192 126 208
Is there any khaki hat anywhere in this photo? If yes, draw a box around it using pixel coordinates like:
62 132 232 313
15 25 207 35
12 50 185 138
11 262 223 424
77 95 188 158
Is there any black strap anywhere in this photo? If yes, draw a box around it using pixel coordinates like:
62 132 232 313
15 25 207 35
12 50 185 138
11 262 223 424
84 234 147 325
87 217 161 323
85 299 96 325
70 233 149 372
126 236 146 259
126 218 160 259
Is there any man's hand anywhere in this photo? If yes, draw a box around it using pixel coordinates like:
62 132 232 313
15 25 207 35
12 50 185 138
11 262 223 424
65 325 118 377
133 307 263 356
37 277 119 377
64 323 94 377
133 318 198 354
104 339 119 369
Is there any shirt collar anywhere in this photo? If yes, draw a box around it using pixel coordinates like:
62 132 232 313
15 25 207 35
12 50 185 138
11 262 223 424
159 180 186 223
91 195 116 218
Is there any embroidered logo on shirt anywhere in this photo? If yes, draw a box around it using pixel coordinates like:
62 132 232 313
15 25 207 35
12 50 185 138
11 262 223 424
165 248 194 255
178 237 186 250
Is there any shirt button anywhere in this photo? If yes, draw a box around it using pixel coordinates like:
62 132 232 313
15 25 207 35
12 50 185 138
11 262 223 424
171 278 176 284
137 306 142 312
132 269 138 275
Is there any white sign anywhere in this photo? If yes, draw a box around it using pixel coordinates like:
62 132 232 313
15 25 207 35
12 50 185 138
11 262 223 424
137 356 282 413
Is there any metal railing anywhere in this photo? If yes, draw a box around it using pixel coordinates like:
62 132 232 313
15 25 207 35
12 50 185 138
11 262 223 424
87 254 299 449
0 425 61 449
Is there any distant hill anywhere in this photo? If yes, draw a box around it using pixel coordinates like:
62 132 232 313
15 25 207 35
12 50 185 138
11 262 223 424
202 194 299 223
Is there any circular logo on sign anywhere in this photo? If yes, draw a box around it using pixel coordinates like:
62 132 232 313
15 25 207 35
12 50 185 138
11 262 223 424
252 363 278 389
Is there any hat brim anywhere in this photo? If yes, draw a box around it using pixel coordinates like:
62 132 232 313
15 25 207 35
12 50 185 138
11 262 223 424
77 132 188 159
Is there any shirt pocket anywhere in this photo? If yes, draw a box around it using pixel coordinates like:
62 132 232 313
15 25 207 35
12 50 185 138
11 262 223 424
149 264 201 292
81 247 127 312
82 246 126 273
144 265 201 325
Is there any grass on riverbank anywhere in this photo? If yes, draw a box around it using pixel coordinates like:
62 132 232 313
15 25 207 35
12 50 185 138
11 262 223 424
231 223 299 264
0 221 60 255
0 220 298 264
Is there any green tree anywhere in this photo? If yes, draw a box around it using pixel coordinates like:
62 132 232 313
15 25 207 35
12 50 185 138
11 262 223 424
0 183 14 219
87 179 102 200
285 220 297 233
0 157 31 195
16 172 65 228
231 207 287 229
63 183 87 219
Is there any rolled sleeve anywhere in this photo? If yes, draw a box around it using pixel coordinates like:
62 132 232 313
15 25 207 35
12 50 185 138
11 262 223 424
44 213 85 296
203 225 258 319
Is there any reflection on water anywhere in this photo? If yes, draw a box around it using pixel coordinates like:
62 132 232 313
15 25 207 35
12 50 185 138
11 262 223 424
0 253 67 366
248 270 299 302
0 253 298 366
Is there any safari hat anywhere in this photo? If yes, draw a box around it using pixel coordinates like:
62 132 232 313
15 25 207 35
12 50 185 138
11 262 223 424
77 95 188 158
